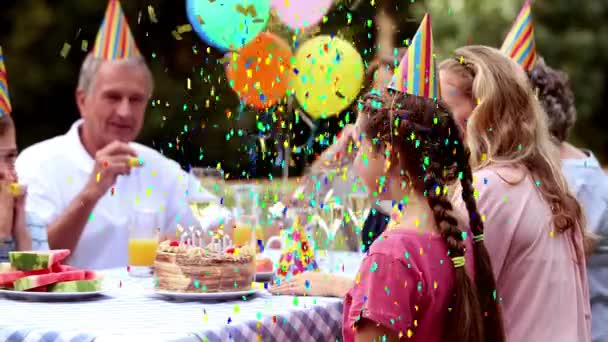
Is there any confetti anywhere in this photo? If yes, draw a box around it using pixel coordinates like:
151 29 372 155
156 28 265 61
147 5 158 23
177 24 192 34
60 42 71 58
171 30 183 40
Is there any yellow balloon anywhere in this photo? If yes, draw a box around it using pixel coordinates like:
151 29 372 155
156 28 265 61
292 36 364 119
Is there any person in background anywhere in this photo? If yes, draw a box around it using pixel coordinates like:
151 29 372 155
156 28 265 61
14 2 224 269
439 45 590 341
268 14 406 296
297 46 407 253
0 117 50 259
529 56 608 342
0 46 47 261
0 116 33 261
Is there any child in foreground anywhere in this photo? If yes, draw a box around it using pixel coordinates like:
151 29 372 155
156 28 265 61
0 116 49 262
342 88 504 341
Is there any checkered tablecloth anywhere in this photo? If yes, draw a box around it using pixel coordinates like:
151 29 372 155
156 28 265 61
0 252 362 342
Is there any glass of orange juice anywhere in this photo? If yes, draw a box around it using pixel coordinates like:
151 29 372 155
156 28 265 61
233 217 264 251
231 184 262 250
128 209 159 277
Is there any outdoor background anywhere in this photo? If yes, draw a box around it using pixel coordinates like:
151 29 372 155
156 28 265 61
1 0 606 180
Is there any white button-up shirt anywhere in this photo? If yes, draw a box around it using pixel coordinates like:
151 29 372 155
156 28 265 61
15 119 218 269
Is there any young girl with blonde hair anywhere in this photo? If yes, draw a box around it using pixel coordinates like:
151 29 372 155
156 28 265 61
439 45 591 341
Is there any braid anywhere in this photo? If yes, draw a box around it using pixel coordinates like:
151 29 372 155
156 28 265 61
424 158 483 342
457 147 484 238
451 116 506 342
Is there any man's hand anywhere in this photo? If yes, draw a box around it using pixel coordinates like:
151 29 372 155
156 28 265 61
85 141 138 200
328 124 358 162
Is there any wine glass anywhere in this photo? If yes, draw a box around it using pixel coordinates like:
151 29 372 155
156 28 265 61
314 202 344 274
346 179 372 248
188 167 225 228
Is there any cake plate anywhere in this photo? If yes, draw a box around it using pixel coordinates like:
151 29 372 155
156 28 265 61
153 289 263 301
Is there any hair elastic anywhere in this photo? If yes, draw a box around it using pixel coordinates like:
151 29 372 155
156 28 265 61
473 234 484 242
451 256 466 268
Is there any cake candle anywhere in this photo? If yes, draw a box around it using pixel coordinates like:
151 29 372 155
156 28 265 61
195 229 202 248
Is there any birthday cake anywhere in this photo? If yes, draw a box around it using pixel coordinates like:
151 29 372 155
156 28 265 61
154 236 255 293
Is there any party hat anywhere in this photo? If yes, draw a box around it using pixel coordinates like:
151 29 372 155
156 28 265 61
388 14 440 100
500 0 537 72
0 46 12 117
92 0 140 60
276 215 318 279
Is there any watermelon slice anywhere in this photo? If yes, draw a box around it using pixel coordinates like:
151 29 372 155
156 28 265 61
13 270 86 291
9 250 71 271
83 270 98 280
50 280 101 293
0 268 51 287
27 285 48 292
51 264 78 272
52 264 97 280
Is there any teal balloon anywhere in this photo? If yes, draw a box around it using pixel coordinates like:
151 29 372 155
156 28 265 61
186 0 271 51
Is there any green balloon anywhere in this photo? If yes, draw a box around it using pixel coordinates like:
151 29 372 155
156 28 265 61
187 0 271 51
292 36 364 119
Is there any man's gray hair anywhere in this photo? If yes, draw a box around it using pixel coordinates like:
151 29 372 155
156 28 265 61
77 54 155 96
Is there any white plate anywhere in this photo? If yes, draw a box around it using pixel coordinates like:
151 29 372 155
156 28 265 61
154 289 263 301
0 289 105 301
254 272 274 282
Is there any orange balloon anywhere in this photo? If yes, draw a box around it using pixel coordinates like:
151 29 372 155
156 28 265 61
226 32 293 109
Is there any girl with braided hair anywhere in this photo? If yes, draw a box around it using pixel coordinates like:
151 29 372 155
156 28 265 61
439 45 591 341
342 90 504 342
343 15 504 342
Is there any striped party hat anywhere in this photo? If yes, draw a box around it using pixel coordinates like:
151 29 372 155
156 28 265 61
388 14 439 100
500 0 537 72
0 46 12 117
92 0 140 60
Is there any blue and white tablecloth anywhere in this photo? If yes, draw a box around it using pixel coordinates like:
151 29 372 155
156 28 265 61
0 252 363 342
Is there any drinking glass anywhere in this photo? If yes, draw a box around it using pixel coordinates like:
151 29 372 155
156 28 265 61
231 184 262 250
188 167 225 228
128 209 160 277
314 202 344 273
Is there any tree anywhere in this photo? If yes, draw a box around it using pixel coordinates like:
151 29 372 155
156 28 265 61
1 0 605 179
425 0 608 162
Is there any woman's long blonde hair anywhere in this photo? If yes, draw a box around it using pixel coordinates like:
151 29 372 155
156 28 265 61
439 45 586 257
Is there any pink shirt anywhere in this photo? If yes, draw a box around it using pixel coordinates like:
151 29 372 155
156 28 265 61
342 228 475 341
454 165 591 341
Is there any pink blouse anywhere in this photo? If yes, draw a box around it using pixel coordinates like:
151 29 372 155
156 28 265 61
342 228 475 341
454 165 591 341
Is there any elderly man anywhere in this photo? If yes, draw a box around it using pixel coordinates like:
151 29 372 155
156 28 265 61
15 1 227 269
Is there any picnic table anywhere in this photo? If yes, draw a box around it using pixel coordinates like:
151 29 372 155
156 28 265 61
0 251 363 342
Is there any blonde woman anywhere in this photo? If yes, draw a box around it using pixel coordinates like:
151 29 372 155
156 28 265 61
439 45 590 341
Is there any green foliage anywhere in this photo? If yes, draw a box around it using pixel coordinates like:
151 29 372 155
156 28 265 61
424 0 608 162
1 0 605 175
